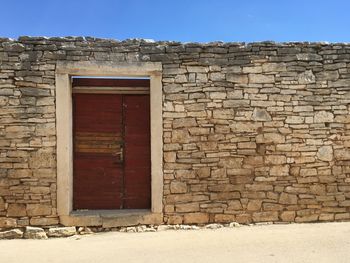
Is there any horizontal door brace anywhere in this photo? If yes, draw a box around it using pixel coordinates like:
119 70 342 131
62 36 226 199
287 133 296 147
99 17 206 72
72 86 150 94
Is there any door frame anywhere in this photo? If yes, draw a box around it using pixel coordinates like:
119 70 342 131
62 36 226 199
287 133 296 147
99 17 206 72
55 61 163 226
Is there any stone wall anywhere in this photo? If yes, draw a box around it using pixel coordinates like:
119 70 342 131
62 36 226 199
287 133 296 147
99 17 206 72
1 37 350 228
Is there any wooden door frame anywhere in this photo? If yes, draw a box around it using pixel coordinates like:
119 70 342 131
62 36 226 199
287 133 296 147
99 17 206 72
55 61 163 227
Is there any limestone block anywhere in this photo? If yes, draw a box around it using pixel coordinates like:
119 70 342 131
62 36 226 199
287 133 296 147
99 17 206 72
211 168 227 178
196 167 211 178
262 63 286 72
223 100 249 108
183 213 209 224
213 109 235 119
164 152 176 163
296 53 322 61
280 211 296 222
317 146 333 162
293 106 313 112
0 229 23 239
310 185 326 195
227 200 243 210
226 90 243 100
227 168 252 176
170 181 187 194
188 127 210 135
30 217 59 226
242 66 262 73
247 200 262 211
27 204 52 216
209 72 225 81
298 70 315 84
47 227 76 237
279 193 298 205
230 122 262 132
334 149 350 160
295 214 318 222
29 150 56 169
252 211 278 222
262 203 283 211
314 111 334 123
251 108 271 121
175 203 199 213
248 74 275 84
285 116 305 124
244 156 264 166
256 133 285 144
270 165 289 176
36 122 56 136
172 118 197 128
328 79 350 88
167 215 183 225
227 73 248 84
316 70 339 81
214 214 236 223
0 217 17 228
171 130 192 143
175 170 196 179
24 226 47 239
265 155 287 165
7 204 27 217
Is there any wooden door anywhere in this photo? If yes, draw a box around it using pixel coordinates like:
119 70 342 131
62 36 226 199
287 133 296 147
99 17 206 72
73 92 150 210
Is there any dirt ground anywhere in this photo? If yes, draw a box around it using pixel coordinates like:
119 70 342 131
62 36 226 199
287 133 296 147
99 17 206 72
1 222 350 263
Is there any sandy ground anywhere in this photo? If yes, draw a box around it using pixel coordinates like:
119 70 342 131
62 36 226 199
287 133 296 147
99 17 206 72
1 222 350 263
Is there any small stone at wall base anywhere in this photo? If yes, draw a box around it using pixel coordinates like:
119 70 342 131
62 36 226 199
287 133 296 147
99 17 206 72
0 229 23 239
47 226 76 237
24 226 47 239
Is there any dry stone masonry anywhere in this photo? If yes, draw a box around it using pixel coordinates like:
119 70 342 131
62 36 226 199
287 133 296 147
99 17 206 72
1 37 350 230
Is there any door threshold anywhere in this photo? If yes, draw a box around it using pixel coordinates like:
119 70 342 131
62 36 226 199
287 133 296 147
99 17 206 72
71 209 151 217
60 210 162 227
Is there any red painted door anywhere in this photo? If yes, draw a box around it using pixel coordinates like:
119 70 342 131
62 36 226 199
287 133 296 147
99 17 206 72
73 93 150 210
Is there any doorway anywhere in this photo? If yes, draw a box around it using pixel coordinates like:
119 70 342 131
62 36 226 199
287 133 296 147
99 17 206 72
72 78 151 210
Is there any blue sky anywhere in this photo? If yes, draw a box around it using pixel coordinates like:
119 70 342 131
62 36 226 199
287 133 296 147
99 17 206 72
1 0 350 43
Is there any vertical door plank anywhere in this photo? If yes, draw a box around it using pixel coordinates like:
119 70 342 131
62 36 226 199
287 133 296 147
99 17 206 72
123 95 151 209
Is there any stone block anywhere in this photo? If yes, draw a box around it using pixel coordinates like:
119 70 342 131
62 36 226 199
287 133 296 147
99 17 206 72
30 217 59 226
298 70 315 84
280 211 296 222
196 167 211 178
0 217 17 228
173 117 197 128
256 133 285 144
314 111 334 123
265 155 286 165
227 73 248 84
247 200 262 211
27 204 52 216
252 211 278 222
47 227 76 237
170 181 187 194
183 213 209 224
279 193 298 205
0 229 23 239
7 204 27 217
270 165 289 176
251 108 271 121
227 200 243 210
249 74 275 84
317 146 333 162
24 226 47 239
